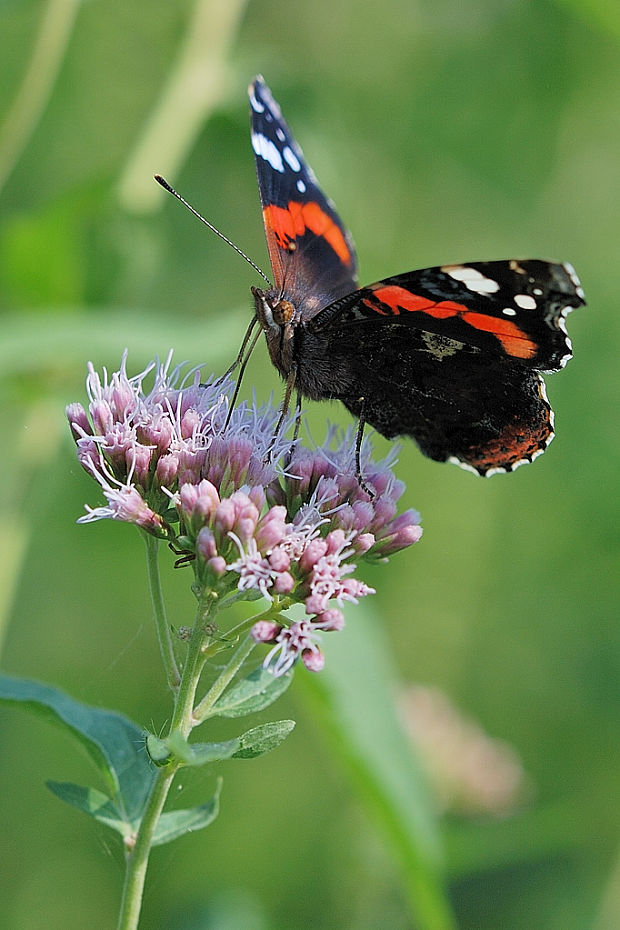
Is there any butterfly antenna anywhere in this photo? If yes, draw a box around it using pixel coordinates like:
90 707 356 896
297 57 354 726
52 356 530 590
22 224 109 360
154 174 272 287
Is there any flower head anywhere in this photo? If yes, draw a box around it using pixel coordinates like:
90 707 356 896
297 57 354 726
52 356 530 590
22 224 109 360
69 353 422 674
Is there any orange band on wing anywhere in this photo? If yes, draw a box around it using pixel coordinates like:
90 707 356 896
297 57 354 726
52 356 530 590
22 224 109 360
367 284 537 360
263 201 352 264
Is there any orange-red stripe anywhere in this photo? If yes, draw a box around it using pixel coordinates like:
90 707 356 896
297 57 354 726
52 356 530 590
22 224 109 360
263 201 351 264
368 284 537 359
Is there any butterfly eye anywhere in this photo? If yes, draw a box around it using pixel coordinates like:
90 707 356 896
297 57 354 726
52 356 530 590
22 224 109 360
273 299 295 325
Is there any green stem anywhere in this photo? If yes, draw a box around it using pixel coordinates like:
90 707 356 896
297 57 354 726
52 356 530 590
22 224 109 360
142 532 180 690
116 766 177 930
170 598 215 735
223 597 293 642
117 593 217 930
193 633 256 723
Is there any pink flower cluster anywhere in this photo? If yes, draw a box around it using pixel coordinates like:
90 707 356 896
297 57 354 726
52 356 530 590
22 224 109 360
68 353 422 675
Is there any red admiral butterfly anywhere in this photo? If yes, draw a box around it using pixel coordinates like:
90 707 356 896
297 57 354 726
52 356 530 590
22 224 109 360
249 76 585 476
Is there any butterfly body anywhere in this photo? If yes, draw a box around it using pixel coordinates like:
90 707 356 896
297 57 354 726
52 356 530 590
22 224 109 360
249 76 585 476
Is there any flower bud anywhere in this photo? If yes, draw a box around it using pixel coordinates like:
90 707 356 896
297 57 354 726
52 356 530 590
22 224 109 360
302 648 325 672
251 620 282 643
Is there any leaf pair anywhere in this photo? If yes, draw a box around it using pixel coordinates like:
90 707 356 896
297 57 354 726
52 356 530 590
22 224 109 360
0 667 294 847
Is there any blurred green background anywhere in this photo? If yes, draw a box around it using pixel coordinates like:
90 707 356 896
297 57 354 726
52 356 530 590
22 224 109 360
1 0 618 927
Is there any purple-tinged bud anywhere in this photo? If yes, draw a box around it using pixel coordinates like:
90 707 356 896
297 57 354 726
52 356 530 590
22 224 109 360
180 408 202 439
316 608 345 631
325 529 348 554
355 533 375 553
128 444 153 487
225 438 253 486
138 417 175 454
234 518 254 545
196 526 218 561
380 510 422 536
246 455 278 487
248 485 267 511
228 491 255 518
66 403 92 440
268 547 290 572
91 400 114 436
193 479 221 521
178 482 200 514
351 500 375 529
77 439 101 473
302 648 325 672
256 507 288 550
251 620 282 643
304 594 325 615
272 571 295 594
299 538 328 572
155 453 179 487
110 375 138 421
177 447 208 485
365 469 391 497
372 497 398 526
207 556 227 576
373 522 423 557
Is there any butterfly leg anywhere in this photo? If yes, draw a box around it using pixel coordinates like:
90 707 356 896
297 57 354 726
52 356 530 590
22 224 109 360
214 314 259 389
264 363 298 463
284 390 304 470
223 320 263 428
355 400 375 498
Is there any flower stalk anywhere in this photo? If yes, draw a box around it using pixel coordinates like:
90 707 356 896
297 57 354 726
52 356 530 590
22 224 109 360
142 532 180 690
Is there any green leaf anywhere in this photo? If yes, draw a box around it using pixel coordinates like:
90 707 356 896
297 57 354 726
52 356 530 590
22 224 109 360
152 780 222 847
166 731 240 766
232 720 295 759
303 603 456 930
209 666 293 719
0 675 156 828
46 781 129 837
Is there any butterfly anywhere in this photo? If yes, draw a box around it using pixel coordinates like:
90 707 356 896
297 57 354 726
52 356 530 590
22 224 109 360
251 77 586 476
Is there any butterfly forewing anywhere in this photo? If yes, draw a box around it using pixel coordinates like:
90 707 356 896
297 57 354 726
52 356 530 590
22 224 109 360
250 76 358 314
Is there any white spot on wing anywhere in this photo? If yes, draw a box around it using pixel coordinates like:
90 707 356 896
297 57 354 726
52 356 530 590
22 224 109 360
251 132 284 172
448 456 480 476
283 145 301 172
563 261 586 300
441 265 500 295
249 88 265 113
502 307 517 316
514 294 537 310
296 179 306 193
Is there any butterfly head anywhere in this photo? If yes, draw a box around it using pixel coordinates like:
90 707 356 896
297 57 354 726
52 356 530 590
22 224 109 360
252 286 298 377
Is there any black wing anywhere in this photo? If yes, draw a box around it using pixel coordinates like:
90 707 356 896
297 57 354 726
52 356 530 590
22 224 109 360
296 260 585 474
